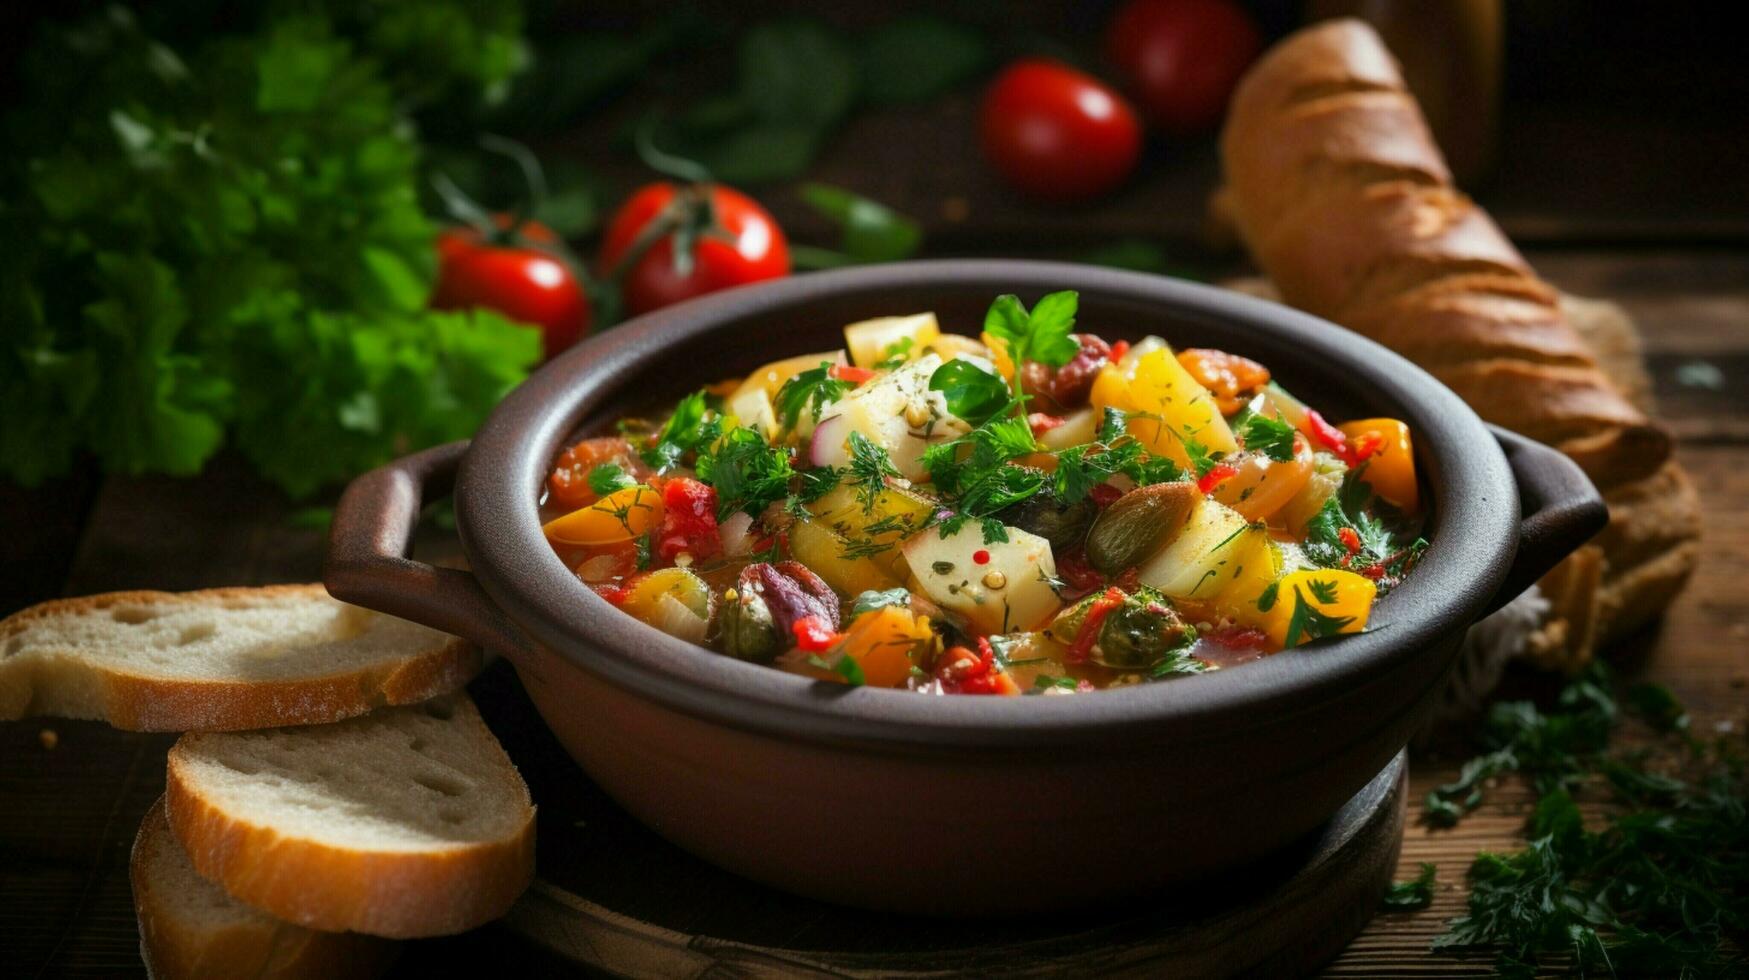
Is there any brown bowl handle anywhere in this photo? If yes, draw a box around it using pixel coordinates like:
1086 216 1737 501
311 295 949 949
325 441 538 660
1482 425 1609 615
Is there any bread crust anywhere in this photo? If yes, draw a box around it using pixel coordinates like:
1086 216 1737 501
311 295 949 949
0 585 480 731
1221 19 1669 493
133 796 396 980
164 708 536 939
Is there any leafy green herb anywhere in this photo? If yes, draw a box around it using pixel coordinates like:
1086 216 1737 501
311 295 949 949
1381 863 1438 911
773 362 851 432
1424 664 1620 827
874 337 915 371
641 390 718 471
983 291 1081 373
851 588 912 615
796 465 842 504
1178 432 1221 479
695 426 794 520
634 531 655 571
1301 467 1426 592
793 183 923 268
1031 674 1079 693
1280 582 1357 649
587 463 636 496
1053 410 1184 505
1148 648 1209 679
807 652 866 687
0 10 539 495
1233 408 1297 463
928 359 1013 427
846 432 900 514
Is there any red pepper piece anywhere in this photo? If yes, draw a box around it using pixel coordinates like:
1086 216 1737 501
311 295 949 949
1109 339 1131 362
656 477 720 562
1350 431 1384 464
1338 526 1362 553
972 549 991 565
829 364 876 384
791 615 842 652
1303 408 1352 462
1068 587 1126 663
1197 461 1238 493
1028 412 1066 437
938 637 1008 695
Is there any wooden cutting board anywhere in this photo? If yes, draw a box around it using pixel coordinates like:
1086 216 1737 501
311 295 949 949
469 662 1409 978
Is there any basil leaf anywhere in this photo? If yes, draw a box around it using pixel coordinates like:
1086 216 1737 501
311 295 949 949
928 359 1011 426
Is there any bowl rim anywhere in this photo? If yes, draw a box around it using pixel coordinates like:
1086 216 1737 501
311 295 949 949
455 260 1517 752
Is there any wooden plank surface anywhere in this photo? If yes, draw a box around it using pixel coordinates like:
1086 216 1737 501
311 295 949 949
1 248 1745 977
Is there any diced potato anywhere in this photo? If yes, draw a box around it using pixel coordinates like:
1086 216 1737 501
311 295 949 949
809 355 971 482
1038 407 1099 450
726 385 779 441
901 525 1062 635
1090 345 1237 470
543 485 663 546
1258 569 1377 648
1134 496 1251 600
844 313 941 367
1339 418 1418 513
921 333 991 362
833 606 937 688
788 516 902 596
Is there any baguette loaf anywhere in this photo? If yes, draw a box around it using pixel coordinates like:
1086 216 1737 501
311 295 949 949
0 585 479 731
1220 18 1669 492
133 796 395 980
166 693 535 939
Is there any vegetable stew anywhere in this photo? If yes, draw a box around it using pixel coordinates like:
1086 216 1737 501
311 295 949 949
542 291 1426 695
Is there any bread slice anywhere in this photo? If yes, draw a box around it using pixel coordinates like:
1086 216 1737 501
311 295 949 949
133 796 396 980
0 585 480 731
166 694 535 938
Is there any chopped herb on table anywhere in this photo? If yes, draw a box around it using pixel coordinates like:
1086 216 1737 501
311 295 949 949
1424 666 1747 977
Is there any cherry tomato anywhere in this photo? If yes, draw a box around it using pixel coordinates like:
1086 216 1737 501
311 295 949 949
979 59 1142 201
655 477 720 563
433 218 590 360
1106 0 1262 134
598 183 790 317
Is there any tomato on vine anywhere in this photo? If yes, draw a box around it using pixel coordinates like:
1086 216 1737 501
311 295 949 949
597 182 790 317
430 136 592 360
433 217 590 360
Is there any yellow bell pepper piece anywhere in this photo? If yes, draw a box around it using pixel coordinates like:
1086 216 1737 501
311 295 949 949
980 331 1017 382
1259 569 1377 649
787 517 902 596
1090 347 1237 469
1338 418 1418 514
832 606 937 689
543 485 664 546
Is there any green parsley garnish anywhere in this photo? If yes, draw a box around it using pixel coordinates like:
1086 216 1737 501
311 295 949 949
983 290 1081 371
587 462 636 496
641 390 718 471
773 362 851 432
806 652 866 687
694 425 793 520
846 432 900 514
1381 863 1438 911
1280 581 1357 649
1232 407 1297 462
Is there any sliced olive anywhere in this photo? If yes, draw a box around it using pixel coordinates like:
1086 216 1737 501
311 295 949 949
1085 482 1198 575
